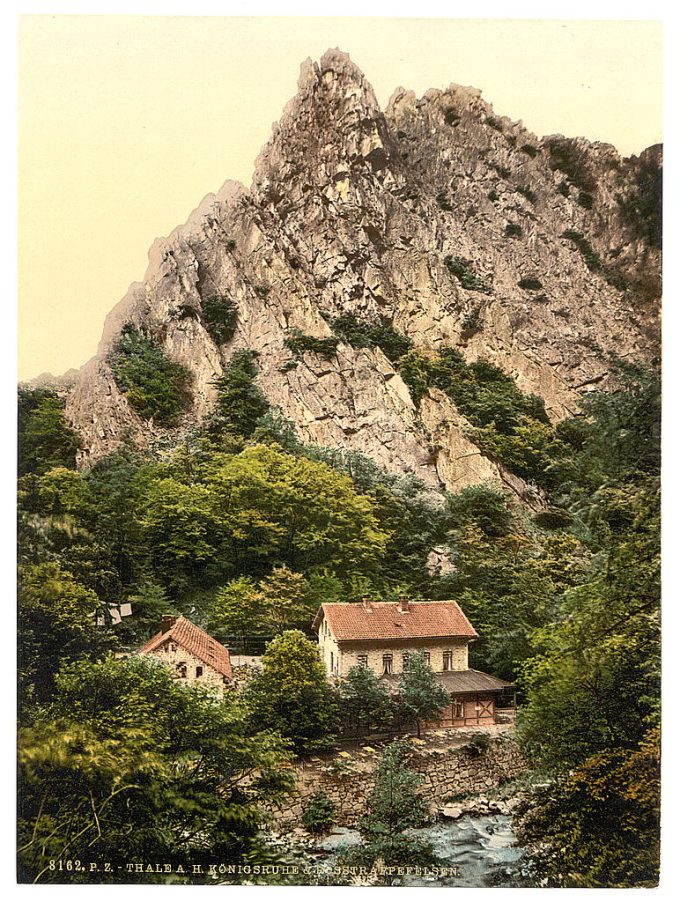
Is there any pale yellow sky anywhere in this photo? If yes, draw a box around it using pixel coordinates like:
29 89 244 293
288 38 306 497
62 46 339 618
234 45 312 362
18 16 662 380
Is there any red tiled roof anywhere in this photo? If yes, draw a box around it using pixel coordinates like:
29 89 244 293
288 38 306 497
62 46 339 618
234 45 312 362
313 601 478 642
138 616 232 679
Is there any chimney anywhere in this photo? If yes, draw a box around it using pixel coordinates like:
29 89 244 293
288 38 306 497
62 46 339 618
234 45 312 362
161 614 178 633
397 596 411 614
361 595 373 612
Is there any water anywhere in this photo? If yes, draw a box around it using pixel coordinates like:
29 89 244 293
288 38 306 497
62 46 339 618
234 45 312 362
315 814 526 887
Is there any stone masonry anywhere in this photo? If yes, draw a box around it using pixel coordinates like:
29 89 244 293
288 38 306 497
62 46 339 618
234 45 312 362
272 730 528 829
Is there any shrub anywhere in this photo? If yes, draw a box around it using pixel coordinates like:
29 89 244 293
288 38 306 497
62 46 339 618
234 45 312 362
545 138 597 192
444 108 460 126
518 277 543 291
488 189 499 202
436 191 453 212
521 144 539 158
485 116 503 132
253 285 270 298
562 230 602 273
18 389 81 477
302 792 337 834
577 191 594 210
535 507 573 530
444 256 493 294
461 308 483 339
505 223 523 238
109 325 192 426
201 295 238 345
557 181 570 197
330 315 412 363
464 733 491 756
284 328 339 359
493 164 511 179
170 303 200 321
516 185 537 205
207 349 269 438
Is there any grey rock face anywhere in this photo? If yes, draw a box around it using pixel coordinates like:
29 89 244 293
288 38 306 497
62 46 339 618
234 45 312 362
61 49 660 497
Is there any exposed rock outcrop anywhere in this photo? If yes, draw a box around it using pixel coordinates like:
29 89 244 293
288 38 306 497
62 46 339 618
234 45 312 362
57 49 660 496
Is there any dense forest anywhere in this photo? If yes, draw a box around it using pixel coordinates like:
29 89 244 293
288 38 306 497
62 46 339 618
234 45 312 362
17 339 660 885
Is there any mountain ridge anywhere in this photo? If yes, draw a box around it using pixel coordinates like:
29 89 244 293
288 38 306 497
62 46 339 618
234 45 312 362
52 49 660 500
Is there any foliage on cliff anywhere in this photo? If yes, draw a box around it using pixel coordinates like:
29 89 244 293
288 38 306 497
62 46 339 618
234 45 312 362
109 325 192 425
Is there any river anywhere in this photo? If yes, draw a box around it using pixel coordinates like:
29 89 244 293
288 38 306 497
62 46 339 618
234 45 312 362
312 812 529 887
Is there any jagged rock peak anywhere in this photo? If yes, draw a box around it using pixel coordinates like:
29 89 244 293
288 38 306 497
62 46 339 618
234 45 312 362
252 48 387 195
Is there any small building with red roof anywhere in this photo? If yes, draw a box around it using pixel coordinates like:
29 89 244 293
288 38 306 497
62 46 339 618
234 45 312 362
137 615 233 695
312 597 514 728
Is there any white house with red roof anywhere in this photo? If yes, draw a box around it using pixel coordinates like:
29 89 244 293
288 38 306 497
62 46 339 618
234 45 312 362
137 615 233 695
312 597 515 728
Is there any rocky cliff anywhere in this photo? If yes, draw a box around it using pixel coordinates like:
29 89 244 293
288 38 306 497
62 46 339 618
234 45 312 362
61 49 661 495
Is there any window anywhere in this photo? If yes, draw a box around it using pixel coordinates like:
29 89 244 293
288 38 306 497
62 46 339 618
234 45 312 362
443 650 453 671
402 652 411 669
453 698 465 719
330 651 334 672
423 652 430 665
195 666 203 677
382 654 393 675
170 643 177 652
357 654 368 667
176 662 187 678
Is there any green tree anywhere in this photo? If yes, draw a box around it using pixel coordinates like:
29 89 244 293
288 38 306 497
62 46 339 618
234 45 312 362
516 729 660 887
397 652 450 738
18 563 112 708
301 792 337 834
243 630 339 754
109 325 192 425
18 656 293 883
258 565 315 634
208 576 265 652
344 741 434 871
124 580 176 644
205 444 389 577
207 349 269 439
137 478 216 592
18 389 81 476
339 664 395 733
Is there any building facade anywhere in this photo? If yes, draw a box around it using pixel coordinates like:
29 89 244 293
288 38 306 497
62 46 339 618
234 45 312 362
312 597 514 729
137 615 233 694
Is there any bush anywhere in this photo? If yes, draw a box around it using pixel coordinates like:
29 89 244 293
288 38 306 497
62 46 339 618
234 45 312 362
18 389 81 477
505 223 523 238
485 116 503 132
207 349 269 438
546 138 596 191
562 230 602 273
577 191 594 210
201 295 238 345
557 181 570 197
521 144 539 158
516 185 537 205
464 732 491 756
444 108 460 126
444 256 493 294
518 277 543 291
109 325 192 426
284 328 339 359
330 315 412 363
461 309 483 339
302 792 337 834
436 191 453 212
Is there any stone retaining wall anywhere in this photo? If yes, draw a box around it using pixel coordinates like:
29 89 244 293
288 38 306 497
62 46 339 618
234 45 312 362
273 731 528 828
